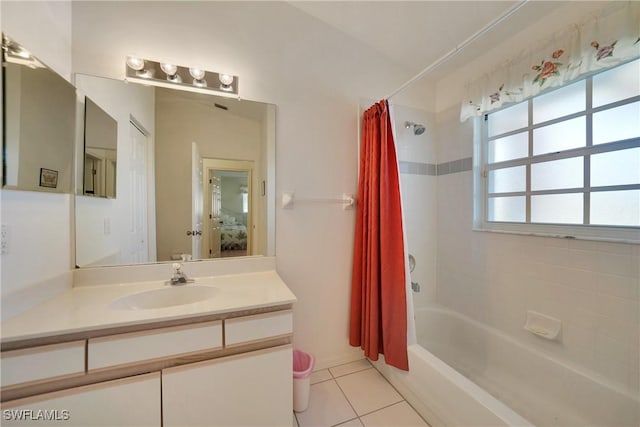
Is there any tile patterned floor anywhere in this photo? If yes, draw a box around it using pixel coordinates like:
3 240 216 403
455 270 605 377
293 359 430 427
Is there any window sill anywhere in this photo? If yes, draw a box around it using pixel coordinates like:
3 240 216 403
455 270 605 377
472 224 640 245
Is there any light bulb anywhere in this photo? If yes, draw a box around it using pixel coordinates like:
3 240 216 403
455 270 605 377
160 63 178 76
14 47 31 59
126 56 145 71
193 79 207 88
189 67 205 80
218 74 234 86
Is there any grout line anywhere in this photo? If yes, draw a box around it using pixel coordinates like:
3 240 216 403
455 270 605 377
332 368 406 423
330 416 360 427
310 377 334 386
333 377 362 422
324 358 371 376
330 365 374 379
394 399 432 426
357 399 407 419
369 364 431 425
300 360 430 427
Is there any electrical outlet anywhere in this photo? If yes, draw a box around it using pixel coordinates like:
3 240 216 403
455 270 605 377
1 225 9 255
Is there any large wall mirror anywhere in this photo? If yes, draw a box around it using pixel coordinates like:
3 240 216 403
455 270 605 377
74 74 275 268
2 35 76 194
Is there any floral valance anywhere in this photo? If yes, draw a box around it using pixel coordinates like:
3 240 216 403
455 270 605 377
460 2 640 122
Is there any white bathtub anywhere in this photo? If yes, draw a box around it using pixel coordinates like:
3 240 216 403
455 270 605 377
374 306 639 427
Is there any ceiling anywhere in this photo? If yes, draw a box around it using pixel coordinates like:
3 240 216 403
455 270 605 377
288 1 569 82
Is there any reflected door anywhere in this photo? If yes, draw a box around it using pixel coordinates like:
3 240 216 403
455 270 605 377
129 122 149 263
209 174 222 258
191 142 203 259
84 155 100 195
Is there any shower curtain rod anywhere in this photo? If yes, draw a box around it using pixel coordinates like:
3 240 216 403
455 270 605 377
387 0 529 100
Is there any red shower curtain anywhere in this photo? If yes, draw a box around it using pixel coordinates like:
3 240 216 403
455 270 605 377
349 100 408 371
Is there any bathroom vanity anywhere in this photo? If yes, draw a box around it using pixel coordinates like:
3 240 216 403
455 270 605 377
0 268 296 426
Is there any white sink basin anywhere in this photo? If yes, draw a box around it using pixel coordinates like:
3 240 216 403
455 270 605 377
111 285 218 310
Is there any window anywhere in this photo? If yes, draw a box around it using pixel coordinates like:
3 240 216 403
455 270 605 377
242 192 249 214
478 58 640 241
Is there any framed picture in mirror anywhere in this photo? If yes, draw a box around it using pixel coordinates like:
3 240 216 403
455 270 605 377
39 168 58 188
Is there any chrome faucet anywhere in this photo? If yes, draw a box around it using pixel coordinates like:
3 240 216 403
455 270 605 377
170 262 190 285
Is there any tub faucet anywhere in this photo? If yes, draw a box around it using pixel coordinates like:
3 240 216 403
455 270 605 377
170 262 189 285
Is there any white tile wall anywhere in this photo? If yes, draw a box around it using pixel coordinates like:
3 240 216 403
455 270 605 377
399 174 437 308
395 105 438 312
431 106 640 393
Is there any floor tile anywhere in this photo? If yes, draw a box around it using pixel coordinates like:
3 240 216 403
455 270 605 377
329 359 372 378
336 418 364 426
296 380 357 427
310 369 333 385
336 369 403 416
360 401 429 426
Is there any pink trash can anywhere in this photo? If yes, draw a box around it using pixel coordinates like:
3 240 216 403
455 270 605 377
293 349 315 412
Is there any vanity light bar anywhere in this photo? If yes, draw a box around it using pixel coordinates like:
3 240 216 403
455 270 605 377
1 34 45 69
125 56 238 96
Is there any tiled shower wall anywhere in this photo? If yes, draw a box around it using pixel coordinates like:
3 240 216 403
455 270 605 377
394 105 437 312
434 105 640 392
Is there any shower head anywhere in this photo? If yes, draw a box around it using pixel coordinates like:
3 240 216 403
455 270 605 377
404 121 426 136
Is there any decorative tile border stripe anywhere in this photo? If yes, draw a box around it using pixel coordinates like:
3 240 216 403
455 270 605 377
399 157 472 176
437 157 472 176
399 161 437 176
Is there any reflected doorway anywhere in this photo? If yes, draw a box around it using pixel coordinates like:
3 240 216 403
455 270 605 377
203 159 253 258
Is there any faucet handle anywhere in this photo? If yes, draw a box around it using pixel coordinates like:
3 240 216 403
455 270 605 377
169 262 189 285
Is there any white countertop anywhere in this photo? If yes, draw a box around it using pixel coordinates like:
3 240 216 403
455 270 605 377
1 271 296 344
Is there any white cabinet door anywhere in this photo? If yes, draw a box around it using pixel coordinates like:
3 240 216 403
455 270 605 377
162 345 292 426
2 373 161 426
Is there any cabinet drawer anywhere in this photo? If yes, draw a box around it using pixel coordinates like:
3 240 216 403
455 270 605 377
1 341 85 388
225 310 292 347
88 321 222 370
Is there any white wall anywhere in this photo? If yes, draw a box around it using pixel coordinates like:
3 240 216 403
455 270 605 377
434 1 614 113
430 1 640 393
1 1 73 319
75 75 155 267
1 1 72 80
71 1 416 368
